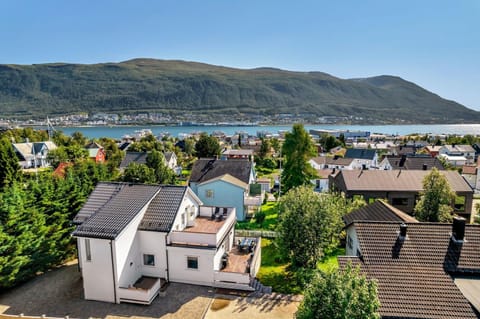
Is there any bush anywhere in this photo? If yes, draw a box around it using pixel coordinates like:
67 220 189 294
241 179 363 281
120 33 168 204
255 211 266 224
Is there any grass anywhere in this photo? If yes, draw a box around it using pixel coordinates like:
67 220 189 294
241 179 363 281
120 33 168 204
256 239 345 294
236 201 279 230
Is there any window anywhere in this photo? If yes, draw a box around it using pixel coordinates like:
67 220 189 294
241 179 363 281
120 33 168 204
181 213 186 225
205 189 214 198
143 254 155 266
347 235 353 249
392 198 408 206
187 256 198 269
85 239 91 262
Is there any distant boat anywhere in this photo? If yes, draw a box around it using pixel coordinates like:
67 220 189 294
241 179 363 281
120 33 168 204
122 128 153 141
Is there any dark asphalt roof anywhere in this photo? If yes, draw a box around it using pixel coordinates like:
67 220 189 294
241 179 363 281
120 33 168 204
344 148 377 160
119 152 148 169
139 186 188 232
189 158 253 184
72 183 191 239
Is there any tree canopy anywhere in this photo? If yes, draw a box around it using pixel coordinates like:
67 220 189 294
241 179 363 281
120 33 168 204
281 124 317 192
277 186 364 268
414 168 455 222
195 133 221 158
296 264 380 319
0 137 22 189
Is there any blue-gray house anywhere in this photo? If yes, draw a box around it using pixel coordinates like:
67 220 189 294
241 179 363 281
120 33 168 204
189 158 259 221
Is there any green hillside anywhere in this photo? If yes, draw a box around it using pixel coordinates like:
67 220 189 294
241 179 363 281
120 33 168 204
0 58 477 123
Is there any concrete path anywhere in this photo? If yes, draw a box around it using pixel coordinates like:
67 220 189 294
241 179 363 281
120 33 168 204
0 262 300 319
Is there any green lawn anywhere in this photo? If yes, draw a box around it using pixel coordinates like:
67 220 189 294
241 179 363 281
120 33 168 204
257 239 345 294
236 201 279 230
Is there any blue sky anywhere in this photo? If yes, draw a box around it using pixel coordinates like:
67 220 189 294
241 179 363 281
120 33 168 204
1 0 479 110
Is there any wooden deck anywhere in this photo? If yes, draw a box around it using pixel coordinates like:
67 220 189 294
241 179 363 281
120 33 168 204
221 247 251 273
183 216 226 234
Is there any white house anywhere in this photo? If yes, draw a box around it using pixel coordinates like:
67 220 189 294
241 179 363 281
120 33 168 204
12 141 57 169
439 145 475 164
343 148 379 169
72 182 261 305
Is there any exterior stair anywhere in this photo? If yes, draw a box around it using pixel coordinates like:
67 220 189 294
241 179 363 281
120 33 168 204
249 277 273 294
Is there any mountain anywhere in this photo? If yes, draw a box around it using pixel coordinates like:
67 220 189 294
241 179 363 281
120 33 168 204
0 58 477 123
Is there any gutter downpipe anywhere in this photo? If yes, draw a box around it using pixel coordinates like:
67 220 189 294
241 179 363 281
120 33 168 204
165 235 170 282
110 240 118 303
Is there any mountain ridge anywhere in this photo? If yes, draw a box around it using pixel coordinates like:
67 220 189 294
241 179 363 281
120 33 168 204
0 58 477 124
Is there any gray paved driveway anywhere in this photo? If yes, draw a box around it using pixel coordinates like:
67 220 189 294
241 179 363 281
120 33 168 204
0 263 214 319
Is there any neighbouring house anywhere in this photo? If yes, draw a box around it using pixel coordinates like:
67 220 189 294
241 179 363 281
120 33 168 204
330 170 474 222
221 149 254 161
343 200 419 256
189 158 259 221
379 155 445 170
256 177 272 193
462 164 479 191
196 174 256 221
425 145 443 157
439 153 468 168
13 141 57 169
119 152 148 172
85 142 106 163
439 144 476 164
163 151 177 170
339 218 480 318
309 156 355 170
72 182 261 305
344 148 379 169
313 169 334 193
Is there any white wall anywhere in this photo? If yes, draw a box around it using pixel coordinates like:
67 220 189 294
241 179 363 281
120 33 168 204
167 246 215 286
170 192 199 232
114 206 147 291
138 231 168 279
78 237 116 303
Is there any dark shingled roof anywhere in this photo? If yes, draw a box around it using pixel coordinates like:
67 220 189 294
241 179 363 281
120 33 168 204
384 155 445 170
119 152 148 169
344 221 480 319
343 200 418 227
138 186 187 232
189 158 253 184
73 183 191 239
72 183 161 239
344 148 377 160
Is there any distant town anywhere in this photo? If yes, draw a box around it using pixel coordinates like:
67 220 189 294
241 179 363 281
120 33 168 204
0 112 365 128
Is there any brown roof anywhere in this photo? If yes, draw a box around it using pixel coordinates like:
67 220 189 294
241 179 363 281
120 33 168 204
343 200 418 227
334 170 472 193
343 222 480 319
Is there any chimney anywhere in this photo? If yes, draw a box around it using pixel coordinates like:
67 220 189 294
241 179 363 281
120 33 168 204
452 217 466 242
399 223 407 240
422 164 428 170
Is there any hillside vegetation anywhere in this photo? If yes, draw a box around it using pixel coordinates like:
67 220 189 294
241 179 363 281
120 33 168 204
0 58 478 123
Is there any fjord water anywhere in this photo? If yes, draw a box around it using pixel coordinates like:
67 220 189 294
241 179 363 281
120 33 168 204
58 124 480 139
